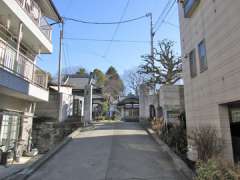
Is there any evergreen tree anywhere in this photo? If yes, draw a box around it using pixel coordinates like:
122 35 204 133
93 69 106 87
104 66 124 99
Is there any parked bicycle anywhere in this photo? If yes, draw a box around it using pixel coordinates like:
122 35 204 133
0 140 19 166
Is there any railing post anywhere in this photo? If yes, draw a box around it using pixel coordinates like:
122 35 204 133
1 41 7 67
32 63 35 84
15 22 23 71
22 0 26 8
45 72 48 88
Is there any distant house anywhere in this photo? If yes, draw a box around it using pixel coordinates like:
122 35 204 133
65 74 105 120
117 95 139 122
0 0 61 159
35 83 84 122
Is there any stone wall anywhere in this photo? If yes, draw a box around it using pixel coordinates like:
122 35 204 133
32 118 82 153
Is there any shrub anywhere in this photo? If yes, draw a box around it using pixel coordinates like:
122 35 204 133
191 127 224 162
160 123 188 155
196 158 240 180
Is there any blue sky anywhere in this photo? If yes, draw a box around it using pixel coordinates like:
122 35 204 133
38 0 181 76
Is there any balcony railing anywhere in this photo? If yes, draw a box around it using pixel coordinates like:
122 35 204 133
15 0 52 41
0 38 48 89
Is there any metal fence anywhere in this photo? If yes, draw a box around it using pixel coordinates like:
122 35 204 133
0 38 48 89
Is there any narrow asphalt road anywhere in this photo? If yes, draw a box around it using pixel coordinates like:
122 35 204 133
27 122 186 180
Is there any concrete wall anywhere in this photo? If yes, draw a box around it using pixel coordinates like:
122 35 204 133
159 85 185 124
139 85 159 124
139 85 184 124
178 0 240 162
0 93 33 113
35 90 74 122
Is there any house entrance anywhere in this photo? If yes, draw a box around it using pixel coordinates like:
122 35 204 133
0 111 21 151
229 103 240 162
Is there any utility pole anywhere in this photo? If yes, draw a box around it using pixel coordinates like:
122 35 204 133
146 13 154 60
58 22 64 92
58 21 64 122
146 13 156 91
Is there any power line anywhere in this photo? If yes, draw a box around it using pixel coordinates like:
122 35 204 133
62 14 148 25
103 0 130 58
154 0 176 33
163 20 179 28
62 43 69 75
153 0 172 28
63 37 153 44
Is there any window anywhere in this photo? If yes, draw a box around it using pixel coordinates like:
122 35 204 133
184 0 200 18
189 49 197 78
198 40 208 72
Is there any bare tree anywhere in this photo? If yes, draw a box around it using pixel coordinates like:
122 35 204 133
123 67 148 95
139 39 182 85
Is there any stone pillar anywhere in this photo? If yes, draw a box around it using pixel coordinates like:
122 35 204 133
139 84 150 125
83 84 93 125
21 112 34 153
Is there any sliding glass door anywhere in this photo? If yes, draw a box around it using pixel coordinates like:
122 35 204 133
0 113 20 150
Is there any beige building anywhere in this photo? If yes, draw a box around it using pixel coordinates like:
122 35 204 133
178 0 240 162
0 0 61 160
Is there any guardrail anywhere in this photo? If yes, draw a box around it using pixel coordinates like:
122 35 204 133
15 0 52 41
0 38 48 89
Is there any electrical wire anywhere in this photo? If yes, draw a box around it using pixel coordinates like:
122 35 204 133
64 42 75 73
62 14 148 25
154 0 177 33
163 20 179 28
63 37 152 44
153 0 172 28
103 0 130 57
62 43 69 75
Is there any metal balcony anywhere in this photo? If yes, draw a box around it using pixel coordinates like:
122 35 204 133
15 0 52 41
0 38 48 89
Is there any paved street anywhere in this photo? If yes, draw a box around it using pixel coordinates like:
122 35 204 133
27 122 186 180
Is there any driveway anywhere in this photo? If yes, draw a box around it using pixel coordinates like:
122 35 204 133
27 121 187 180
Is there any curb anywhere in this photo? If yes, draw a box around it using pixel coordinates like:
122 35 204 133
6 125 95 180
145 128 195 180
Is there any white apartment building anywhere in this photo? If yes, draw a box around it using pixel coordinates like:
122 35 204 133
178 0 240 162
0 0 61 157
